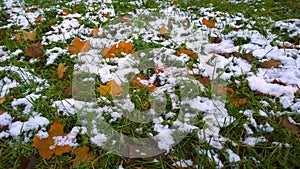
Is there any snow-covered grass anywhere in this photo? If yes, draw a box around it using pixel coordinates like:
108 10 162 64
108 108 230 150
0 0 300 168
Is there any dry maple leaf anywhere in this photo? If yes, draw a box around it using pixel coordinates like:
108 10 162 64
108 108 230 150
68 37 90 55
72 145 94 166
57 63 67 79
15 30 36 42
97 80 123 96
279 117 300 138
176 47 198 59
202 18 216 28
25 42 44 58
101 41 134 58
259 59 280 68
32 119 72 159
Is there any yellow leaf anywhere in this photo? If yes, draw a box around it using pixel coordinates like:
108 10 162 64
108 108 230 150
57 63 67 79
97 80 123 96
32 119 72 159
0 96 6 104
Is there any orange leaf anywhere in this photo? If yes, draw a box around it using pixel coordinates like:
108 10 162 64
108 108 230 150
24 42 44 58
97 80 123 96
68 37 90 55
202 18 216 28
176 47 198 58
72 146 94 166
101 41 134 58
198 77 210 85
32 119 72 159
62 9 69 16
57 63 67 79
172 0 179 5
91 28 99 38
15 30 36 42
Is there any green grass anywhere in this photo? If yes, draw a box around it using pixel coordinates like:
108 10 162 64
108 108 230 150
0 0 300 168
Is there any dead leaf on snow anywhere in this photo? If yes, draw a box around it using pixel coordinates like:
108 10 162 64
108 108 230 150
198 77 210 85
24 42 44 58
279 117 300 138
91 27 99 38
57 63 67 79
158 26 169 36
259 59 280 68
202 18 216 28
101 41 134 58
131 74 156 92
176 47 198 59
67 37 90 55
97 80 123 96
32 119 72 159
62 9 69 16
72 145 94 166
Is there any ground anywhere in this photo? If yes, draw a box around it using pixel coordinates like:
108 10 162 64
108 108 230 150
0 0 300 168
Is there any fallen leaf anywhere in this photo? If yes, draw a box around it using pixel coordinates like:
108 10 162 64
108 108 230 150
295 89 300 96
36 16 42 22
198 77 210 85
57 63 67 79
62 9 69 16
91 27 99 38
62 86 72 98
15 30 36 42
158 26 169 36
25 8 36 13
18 155 39 169
202 18 216 28
232 97 247 106
176 47 198 58
131 75 156 92
172 0 178 5
68 37 90 55
279 117 300 137
210 37 222 43
97 80 123 96
102 12 109 18
101 41 134 58
259 59 280 68
0 96 6 104
32 119 72 159
24 42 44 58
168 19 173 30
0 109 5 115
72 145 94 166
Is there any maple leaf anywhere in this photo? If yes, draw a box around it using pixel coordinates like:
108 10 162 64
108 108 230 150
57 63 67 79
259 59 280 68
72 145 94 166
202 18 216 28
101 41 134 58
97 80 123 96
25 42 44 58
176 47 198 59
68 37 90 55
15 30 36 42
32 119 72 159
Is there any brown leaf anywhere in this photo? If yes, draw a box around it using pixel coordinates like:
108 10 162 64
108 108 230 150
15 30 36 42
24 42 44 58
168 19 173 30
295 89 300 96
32 119 72 159
279 117 300 137
62 9 69 16
158 26 169 36
0 96 6 104
210 37 222 43
97 80 123 96
232 97 247 106
198 77 210 85
202 18 216 28
57 63 67 79
18 155 39 169
101 41 134 58
259 59 280 68
68 37 90 55
72 145 94 166
62 86 72 98
176 47 198 59
172 0 179 5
